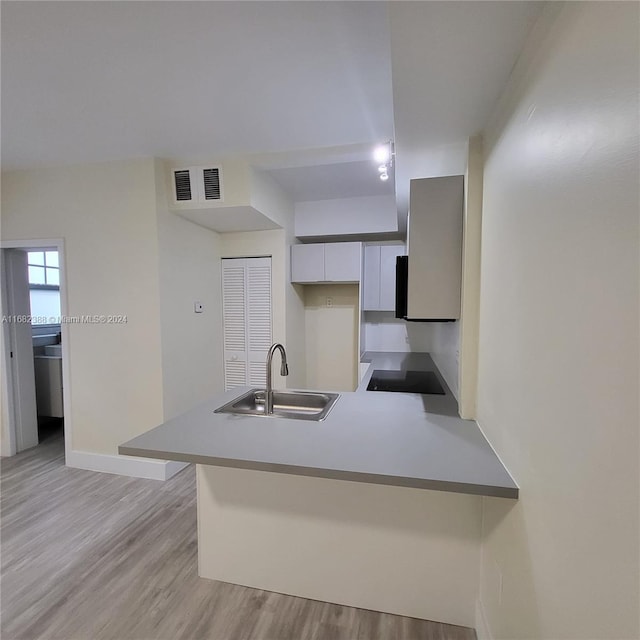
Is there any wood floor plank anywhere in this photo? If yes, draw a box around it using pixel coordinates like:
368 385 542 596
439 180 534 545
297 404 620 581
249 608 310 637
1 434 476 640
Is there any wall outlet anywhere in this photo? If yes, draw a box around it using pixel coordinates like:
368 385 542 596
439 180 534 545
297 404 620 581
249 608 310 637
326 297 333 308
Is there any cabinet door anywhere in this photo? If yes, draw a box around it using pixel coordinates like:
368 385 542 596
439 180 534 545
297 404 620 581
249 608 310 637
379 245 405 311
363 245 381 310
407 176 464 319
291 244 325 283
324 242 361 282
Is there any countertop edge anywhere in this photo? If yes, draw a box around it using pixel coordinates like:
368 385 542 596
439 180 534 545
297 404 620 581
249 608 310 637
118 445 519 499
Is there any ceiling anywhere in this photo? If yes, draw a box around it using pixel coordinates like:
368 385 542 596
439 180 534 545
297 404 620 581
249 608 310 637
1 1 393 170
1 1 542 210
389 1 544 219
267 160 394 202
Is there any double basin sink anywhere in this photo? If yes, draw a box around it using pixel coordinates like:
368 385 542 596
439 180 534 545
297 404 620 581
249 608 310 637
215 388 340 422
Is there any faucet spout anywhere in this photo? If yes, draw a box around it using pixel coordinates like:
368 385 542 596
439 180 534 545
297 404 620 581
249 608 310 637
266 343 289 415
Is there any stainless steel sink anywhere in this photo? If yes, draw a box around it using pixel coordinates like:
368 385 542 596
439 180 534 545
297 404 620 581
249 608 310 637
215 388 340 422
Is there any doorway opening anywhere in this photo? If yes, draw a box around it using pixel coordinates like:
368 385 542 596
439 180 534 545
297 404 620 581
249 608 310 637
1 240 70 460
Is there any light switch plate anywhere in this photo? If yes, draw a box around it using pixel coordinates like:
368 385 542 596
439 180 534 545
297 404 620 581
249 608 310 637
194 302 203 313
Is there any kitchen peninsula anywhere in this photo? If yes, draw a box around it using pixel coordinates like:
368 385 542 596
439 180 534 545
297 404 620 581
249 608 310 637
120 353 517 628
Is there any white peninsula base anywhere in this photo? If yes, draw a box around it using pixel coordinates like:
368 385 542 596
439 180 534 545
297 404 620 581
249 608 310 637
197 465 483 628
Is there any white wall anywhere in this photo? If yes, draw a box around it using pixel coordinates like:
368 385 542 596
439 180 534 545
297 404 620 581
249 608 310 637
430 322 459 401
155 159 224 419
305 284 359 392
458 135 483 419
363 314 433 352
167 156 252 210
295 195 397 238
218 166 307 390
1 159 165 455
393 142 469 233
284 235 307 390
250 167 297 231
0 266 10 456
199 465 482 628
476 4 639 638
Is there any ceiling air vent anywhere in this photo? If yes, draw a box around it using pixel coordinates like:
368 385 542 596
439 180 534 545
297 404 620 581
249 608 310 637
170 165 223 206
173 170 192 202
202 167 221 200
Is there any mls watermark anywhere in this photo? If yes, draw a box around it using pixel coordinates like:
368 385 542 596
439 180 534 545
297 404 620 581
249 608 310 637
2 315 128 324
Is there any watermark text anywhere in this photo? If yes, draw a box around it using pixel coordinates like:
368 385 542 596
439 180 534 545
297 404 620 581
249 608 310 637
2 315 128 325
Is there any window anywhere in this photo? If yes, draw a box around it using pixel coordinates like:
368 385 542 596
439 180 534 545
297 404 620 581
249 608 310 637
28 251 61 325
28 251 60 286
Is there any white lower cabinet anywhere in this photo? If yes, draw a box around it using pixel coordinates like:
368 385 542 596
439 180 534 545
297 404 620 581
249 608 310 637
291 242 362 284
363 244 405 311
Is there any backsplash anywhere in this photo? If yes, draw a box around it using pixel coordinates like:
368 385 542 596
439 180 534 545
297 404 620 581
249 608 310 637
363 312 433 352
363 312 459 398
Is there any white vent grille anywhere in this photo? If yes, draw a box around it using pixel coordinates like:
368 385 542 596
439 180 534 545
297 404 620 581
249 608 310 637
174 170 192 201
171 165 223 205
203 168 221 200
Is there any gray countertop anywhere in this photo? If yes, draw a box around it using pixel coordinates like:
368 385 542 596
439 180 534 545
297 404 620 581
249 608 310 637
120 352 518 499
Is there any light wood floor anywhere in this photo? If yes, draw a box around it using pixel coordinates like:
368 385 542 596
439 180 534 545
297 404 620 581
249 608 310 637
1 434 476 640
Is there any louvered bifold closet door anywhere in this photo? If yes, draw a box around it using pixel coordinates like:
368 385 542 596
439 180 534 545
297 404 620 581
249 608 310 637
246 258 272 387
221 257 272 391
222 261 247 390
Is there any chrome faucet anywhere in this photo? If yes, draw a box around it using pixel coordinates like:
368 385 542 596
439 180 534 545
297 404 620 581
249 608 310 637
265 343 289 415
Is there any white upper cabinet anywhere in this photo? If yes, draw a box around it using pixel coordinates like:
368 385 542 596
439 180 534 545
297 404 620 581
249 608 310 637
407 176 464 320
324 242 362 282
290 244 325 283
363 244 405 311
291 242 362 284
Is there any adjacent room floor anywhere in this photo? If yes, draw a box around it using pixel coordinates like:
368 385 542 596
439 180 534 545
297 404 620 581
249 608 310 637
1 435 476 640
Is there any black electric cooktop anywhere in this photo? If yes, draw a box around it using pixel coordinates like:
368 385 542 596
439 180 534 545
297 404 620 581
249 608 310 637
366 369 446 395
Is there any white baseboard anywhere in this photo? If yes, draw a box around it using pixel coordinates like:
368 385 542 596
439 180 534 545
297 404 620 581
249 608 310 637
66 450 189 481
475 598 493 640
164 459 189 479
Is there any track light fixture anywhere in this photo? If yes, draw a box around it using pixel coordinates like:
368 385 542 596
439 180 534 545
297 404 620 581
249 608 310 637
373 141 394 182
